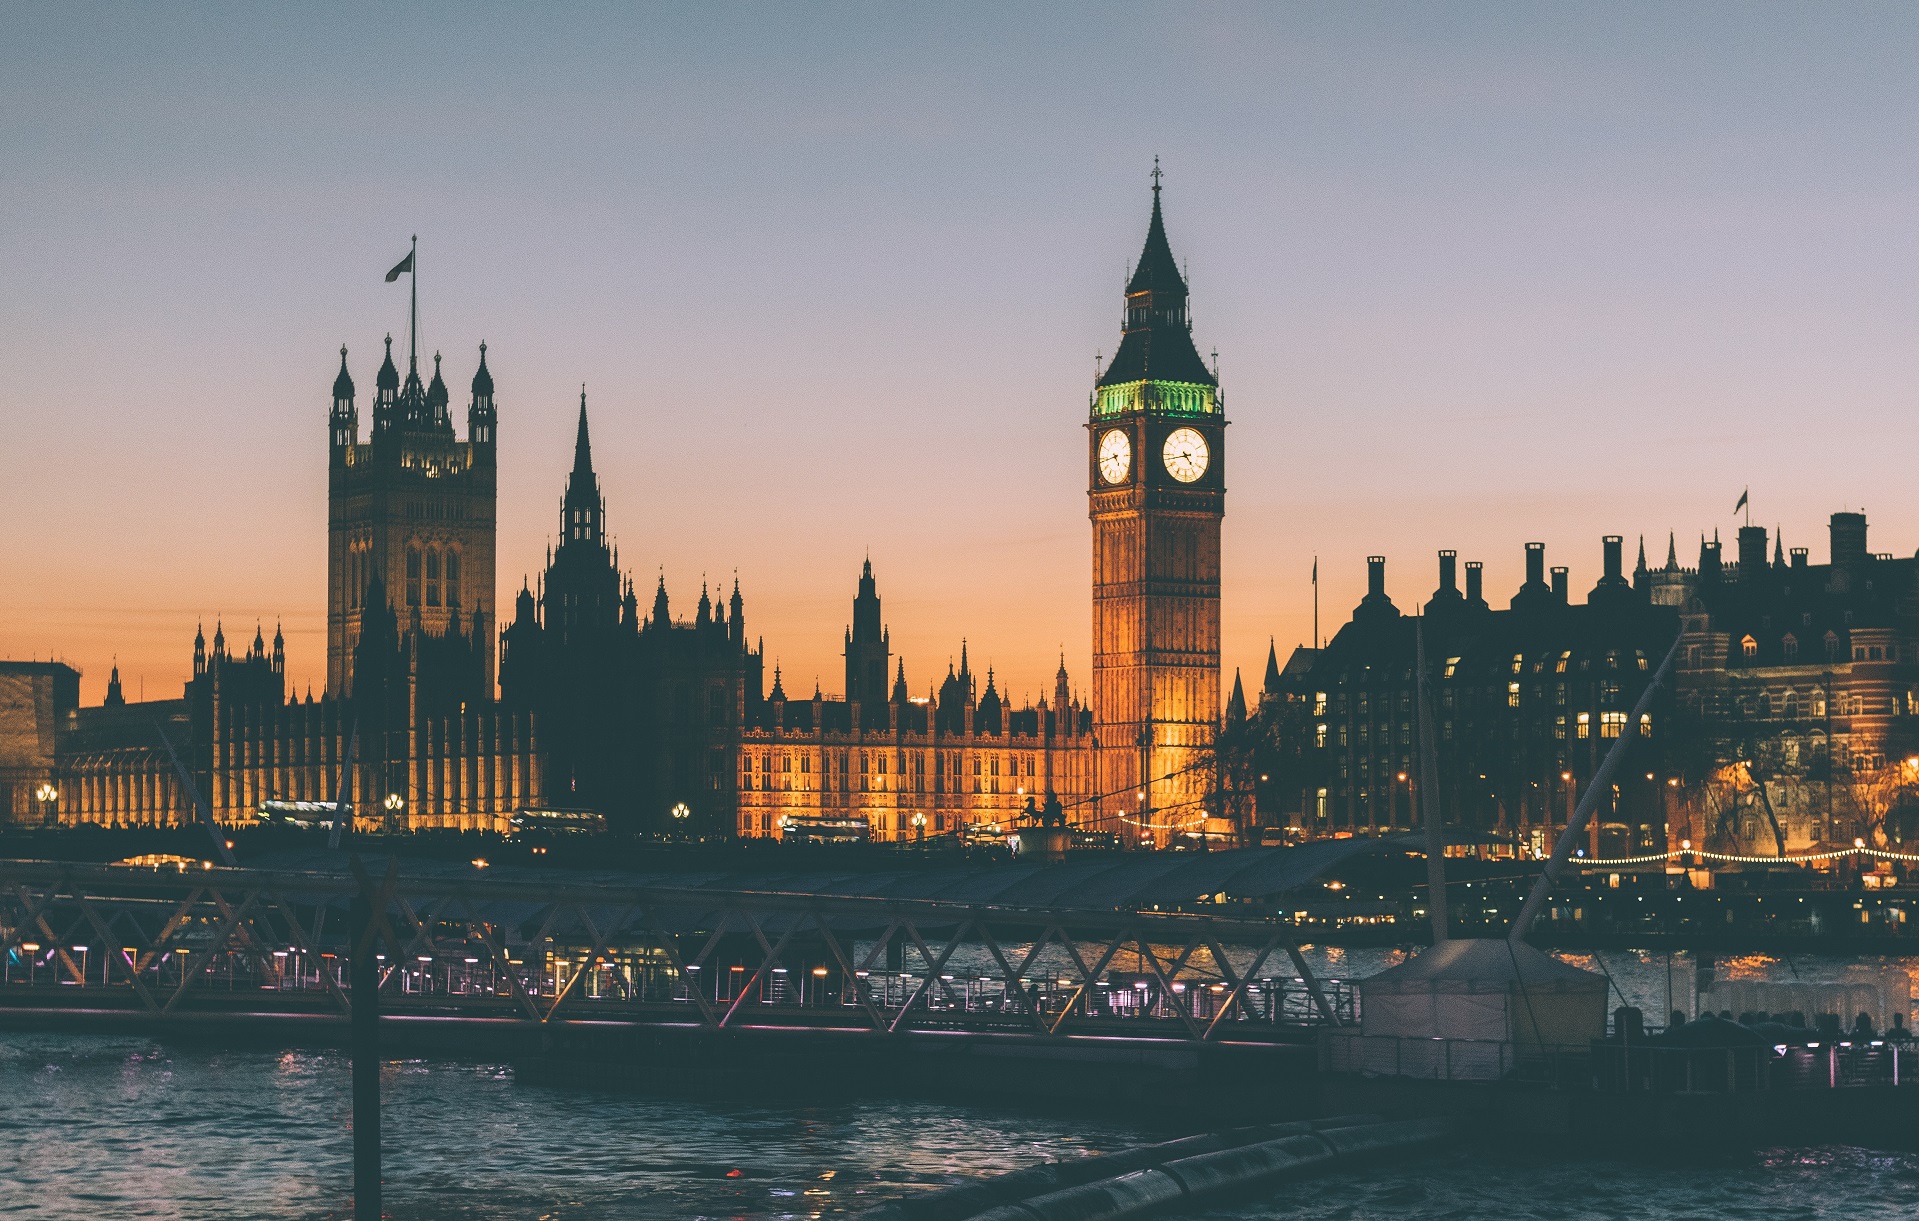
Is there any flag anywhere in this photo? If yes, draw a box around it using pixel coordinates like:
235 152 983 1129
385 251 414 282
1733 487 1748 514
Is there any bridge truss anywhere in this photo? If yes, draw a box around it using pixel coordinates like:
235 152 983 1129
0 858 1354 1042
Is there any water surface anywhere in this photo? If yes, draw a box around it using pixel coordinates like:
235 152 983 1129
5 1033 1918 1219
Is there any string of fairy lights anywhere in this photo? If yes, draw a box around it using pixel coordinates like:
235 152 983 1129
1579 844 1919 867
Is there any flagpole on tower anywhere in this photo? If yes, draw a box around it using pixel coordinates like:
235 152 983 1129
408 235 418 374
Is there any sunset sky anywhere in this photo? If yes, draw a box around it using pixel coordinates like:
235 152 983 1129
6 5 1919 708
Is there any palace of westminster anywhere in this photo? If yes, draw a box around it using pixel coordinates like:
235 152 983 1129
7 181 1919 857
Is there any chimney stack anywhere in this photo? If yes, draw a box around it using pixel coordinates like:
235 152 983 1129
1525 542 1546 589
1602 535 1623 582
1437 550 1458 595
1465 561 1484 606
1790 547 1808 570
1551 566 1569 601
1367 555 1386 598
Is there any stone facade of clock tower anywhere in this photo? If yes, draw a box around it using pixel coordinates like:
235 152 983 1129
1087 176 1224 845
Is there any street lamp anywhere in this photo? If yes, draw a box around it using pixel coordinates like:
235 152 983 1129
911 811 926 844
383 791 403 832
35 783 58 829
671 802 691 836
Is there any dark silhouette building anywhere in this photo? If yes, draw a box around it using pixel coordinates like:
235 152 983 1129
499 392 761 832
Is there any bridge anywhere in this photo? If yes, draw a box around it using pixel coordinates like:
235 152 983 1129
0 843 1403 1054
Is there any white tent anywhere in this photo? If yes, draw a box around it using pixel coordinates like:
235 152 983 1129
1359 938 1609 1049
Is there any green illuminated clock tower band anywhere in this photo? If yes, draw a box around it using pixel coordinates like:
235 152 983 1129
1087 169 1225 846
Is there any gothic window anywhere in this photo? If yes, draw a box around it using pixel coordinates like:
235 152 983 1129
1783 689 1799 718
1782 634 1798 661
426 550 441 606
1576 712 1590 739
406 548 421 606
1826 632 1842 662
445 551 460 608
1741 635 1757 658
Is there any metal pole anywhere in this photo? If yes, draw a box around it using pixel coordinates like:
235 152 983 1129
350 891 381 1221
1510 632 1681 943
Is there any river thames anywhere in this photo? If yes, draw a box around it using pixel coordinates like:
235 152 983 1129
5 946 1918 1220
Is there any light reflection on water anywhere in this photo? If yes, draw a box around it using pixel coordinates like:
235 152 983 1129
5 1032 1919 1219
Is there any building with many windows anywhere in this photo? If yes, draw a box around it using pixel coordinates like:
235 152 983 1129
1246 513 1919 857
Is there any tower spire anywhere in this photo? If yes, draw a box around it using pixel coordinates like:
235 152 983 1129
1097 163 1213 389
562 386 603 549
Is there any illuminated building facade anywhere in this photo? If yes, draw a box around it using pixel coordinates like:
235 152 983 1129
734 565 1096 843
1088 174 1225 844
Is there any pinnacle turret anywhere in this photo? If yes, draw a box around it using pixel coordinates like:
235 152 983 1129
471 341 494 397
333 345 354 399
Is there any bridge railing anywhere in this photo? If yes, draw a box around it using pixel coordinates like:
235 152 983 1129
0 858 1353 1043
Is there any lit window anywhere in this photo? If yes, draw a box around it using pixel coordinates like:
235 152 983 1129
1742 635 1757 658
1508 682 1521 708
1577 712 1591 739
1600 711 1627 739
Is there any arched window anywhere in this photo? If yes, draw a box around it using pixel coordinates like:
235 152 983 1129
1782 633 1798 661
445 550 461 609
405 548 421 606
1741 634 1758 658
425 549 441 606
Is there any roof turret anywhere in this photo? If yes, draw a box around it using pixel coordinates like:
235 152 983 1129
333 345 354 399
471 341 493 396
376 334 399 392
425 352 449 411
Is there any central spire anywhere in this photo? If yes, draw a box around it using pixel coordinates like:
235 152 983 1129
572 386 594 480
562 387 604 549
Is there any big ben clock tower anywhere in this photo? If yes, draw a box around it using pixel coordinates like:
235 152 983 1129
1088 168 1223 845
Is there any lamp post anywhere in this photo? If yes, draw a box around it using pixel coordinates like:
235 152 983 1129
671 801 691 837
383 791 403 834
35 783 58 829
911 810 926 845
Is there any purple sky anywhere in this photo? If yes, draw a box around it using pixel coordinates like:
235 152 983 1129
5 4 1919 707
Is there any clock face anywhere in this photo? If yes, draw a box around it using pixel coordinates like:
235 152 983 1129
1162 427 1209 482
1097 429 1132 484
